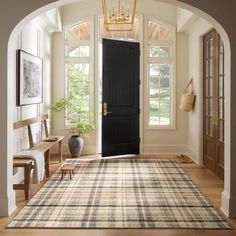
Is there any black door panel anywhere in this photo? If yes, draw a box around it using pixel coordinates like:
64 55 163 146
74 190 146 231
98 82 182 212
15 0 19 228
102 39 140 157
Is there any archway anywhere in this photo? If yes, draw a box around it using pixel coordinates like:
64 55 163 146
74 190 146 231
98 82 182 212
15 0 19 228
0 0 234 217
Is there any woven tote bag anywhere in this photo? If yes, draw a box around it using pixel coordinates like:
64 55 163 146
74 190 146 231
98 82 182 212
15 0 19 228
180 78 196 112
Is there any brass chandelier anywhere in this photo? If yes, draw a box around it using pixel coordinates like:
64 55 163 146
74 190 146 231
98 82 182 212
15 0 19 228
102 0 137 31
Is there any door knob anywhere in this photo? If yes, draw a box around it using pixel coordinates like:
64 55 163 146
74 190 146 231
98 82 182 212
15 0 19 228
103 102 112 116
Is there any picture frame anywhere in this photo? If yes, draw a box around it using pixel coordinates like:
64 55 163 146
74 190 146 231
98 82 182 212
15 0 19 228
17 49 43 106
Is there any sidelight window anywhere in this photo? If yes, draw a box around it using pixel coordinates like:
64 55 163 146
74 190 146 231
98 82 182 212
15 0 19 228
146 20 175 128
65 19 93 125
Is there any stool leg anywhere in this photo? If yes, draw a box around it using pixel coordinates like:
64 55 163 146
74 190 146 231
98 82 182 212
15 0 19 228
69 171 72 180
61 170 64 180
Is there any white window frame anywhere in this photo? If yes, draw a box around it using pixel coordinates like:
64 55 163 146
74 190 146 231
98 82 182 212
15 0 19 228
64 17 95 128
144 17 176 130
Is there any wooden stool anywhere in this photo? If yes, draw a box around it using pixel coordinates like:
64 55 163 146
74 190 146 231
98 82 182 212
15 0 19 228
60 164 76 180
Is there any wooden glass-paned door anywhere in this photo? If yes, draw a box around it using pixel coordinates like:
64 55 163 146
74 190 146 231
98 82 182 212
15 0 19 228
203 29 224 180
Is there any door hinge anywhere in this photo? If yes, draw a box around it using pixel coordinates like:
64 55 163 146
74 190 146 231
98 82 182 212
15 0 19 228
139 137 141 143
139 108 141 114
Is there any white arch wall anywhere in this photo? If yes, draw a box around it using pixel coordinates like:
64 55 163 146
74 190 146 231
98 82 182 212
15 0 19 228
0 0 235 217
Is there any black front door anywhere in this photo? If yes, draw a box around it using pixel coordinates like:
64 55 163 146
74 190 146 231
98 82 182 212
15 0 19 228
102 39 140 157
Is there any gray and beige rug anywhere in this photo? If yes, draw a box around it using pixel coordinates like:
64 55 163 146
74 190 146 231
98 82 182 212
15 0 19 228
8 159 230 229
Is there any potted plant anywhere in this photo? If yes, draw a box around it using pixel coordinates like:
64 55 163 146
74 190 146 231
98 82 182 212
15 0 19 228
51 96 95 158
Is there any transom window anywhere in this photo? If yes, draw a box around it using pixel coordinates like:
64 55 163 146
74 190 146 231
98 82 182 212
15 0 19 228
147 20 175 128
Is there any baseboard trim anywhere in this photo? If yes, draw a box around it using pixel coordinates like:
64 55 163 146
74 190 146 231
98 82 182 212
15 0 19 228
142 144 187 155
221 191 236 217
186 147 200 165
51 143 96 156
0 192 16 216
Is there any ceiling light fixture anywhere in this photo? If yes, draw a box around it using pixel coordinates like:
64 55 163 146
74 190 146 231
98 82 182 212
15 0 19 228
102 0 137 31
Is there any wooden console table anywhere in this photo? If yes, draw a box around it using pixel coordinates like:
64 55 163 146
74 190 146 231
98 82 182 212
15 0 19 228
13 114 64 178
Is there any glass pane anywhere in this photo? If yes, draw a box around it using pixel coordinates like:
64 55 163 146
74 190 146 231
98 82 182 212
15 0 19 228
68 46 90 57
219 76 223 97
148 21 160 41
160 25 171 41
160 101 169 114
160 115 170 125
149 64 159 99
205 98 209 116
219 54 224 75
219 98 224 119
148 21 171 41
79 22 91 40
210 78 213 97
210 39 214 57
210 58 213 77
206 118 209 135
67 63 90 112
149 46 170 57
209 118 214 136
160 77 169 88
205 40 209 59
160 88 170 100
220 40 224 53
160 101 170 125
160 64 170 87
67 22 90 41
205 60 209 77
219 120 224 141
150 84 159 97
209 98 214 115
149 64 159 76
67 25 80 41
149 99 159 125
205 79 209 96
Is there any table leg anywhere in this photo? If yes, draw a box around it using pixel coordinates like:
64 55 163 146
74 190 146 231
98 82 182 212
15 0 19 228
24 162 32 200
58 140 63 163
45 150 50 178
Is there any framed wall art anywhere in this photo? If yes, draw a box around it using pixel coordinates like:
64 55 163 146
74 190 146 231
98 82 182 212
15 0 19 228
17 49 43 106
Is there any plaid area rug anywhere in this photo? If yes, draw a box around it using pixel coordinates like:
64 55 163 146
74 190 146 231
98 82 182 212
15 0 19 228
8 159 230 229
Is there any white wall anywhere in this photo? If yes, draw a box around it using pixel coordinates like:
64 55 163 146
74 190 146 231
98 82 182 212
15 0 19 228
184 17 212 164
143 32 188 154
177 7 196 32
12 9 61 184
52 0 191 156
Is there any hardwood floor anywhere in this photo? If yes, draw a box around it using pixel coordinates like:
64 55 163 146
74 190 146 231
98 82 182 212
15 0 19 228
0 154 235 236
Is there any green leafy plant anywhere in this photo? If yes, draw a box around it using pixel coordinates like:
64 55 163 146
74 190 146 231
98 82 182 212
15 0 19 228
51 97 95 136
